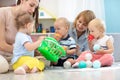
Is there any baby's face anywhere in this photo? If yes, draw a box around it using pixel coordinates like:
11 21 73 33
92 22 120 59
54 21 68 38
88 23 100 39
26 21 34 34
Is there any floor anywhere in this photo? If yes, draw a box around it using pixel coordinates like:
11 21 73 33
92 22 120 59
0 62 120 80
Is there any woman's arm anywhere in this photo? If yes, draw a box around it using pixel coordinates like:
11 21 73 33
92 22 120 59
0 17 13 53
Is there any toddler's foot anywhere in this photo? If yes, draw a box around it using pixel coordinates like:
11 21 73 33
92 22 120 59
63 61 71 69
14 67 26 75
72 62 79 68
30 67 38 73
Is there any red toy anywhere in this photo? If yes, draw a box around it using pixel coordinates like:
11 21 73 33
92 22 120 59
88 34 94 41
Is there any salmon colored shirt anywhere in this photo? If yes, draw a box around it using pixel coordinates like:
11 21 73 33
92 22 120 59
0 7 17 61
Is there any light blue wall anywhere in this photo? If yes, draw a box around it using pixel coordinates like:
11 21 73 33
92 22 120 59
104 0 120 33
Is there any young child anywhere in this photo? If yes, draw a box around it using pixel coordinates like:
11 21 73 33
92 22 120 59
53 17 77 68
72 18 114 68
11 13 45 75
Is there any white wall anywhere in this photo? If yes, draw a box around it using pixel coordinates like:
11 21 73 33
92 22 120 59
40 0 105 22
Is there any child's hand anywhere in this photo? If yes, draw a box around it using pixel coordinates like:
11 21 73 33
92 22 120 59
62 46 68 51
38 36 45 41
96 48 104 54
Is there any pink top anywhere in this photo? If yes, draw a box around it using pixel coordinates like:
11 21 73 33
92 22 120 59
0 7 17 58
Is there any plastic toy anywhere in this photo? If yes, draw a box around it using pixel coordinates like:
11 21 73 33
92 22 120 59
86 60 92 68
78 61 87 68
88 34 94 41
85 53 92 61
38 37 66 62
92 60 101 69
93 44 101 51
54 33 62 41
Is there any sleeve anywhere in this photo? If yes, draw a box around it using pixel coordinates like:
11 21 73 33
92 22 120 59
69 37 77 49
18 34 31 46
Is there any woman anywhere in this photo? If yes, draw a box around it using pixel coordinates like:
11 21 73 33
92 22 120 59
69 10 96 56
0 0 40 73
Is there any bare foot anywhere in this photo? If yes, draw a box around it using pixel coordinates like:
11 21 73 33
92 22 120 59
14 67 26 75
30 67 38 73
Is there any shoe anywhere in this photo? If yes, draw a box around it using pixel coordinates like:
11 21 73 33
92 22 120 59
63 61 71 69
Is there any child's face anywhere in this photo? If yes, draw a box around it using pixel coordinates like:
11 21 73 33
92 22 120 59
54 21 68 38
88 23 101 39
26 21 34 34
76 16 88 32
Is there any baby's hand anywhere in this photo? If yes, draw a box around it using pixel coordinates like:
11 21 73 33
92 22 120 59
96 48 104 54
38 36 45 41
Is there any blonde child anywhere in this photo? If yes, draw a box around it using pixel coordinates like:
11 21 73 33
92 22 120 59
72 18 114 68
11 13 45 75
53 17 77 68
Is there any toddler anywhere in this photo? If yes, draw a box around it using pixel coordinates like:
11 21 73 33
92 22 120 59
52 17 77 68
11 13 45 75
72 18 114 68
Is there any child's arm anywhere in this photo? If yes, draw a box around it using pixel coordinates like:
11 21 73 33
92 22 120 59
66 48 77 55
24 36 45 51
96 39 114 54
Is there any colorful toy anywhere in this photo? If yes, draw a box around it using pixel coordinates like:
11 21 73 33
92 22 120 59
85 53 92 61
78 61 87 68
92 60 101 69
93 44 101 51
86 60 92 68
37 37 66 62
88 34 94 41
54 33 62 41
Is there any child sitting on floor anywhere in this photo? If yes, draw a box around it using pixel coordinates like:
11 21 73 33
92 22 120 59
52 17 77 68
11 13 45 75
72 18 114 68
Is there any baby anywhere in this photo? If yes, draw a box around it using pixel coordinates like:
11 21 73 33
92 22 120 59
72 18 114 68
53 17 77 68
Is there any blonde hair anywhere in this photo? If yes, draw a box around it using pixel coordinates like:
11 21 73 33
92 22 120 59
15 13 34 30
89 18 105 33
74 10 96 28
55 17 70 29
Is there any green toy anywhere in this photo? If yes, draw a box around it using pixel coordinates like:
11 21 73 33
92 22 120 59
37 37 66 62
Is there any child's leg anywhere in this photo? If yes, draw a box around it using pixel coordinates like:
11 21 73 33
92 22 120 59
30 67 39 73
14 64 29 75
98 54 114 66
76 51 91 62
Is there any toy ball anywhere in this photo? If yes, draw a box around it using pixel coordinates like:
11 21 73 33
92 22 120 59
85 53 92 61
63 61 71 69
93 44 101 51
86 60 92 68
93 60 101 69
88 34 94 41
0 55 9 73
78 61 87 68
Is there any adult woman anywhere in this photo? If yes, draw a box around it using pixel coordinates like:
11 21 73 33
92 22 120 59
0 0 39 73
69 10 96 56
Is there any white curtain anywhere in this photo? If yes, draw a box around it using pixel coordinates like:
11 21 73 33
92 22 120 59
58 0 105 22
